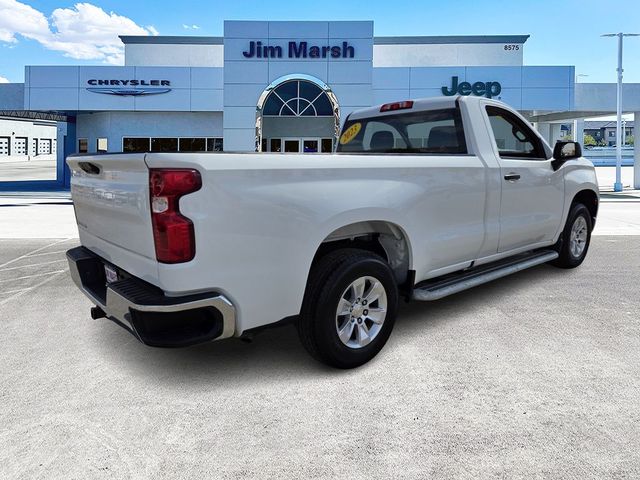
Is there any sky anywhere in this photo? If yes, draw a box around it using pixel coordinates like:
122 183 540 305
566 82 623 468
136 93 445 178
0 0 639 86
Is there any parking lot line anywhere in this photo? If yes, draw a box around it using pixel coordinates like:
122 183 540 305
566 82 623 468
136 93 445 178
0 270 67 306
0 270 66 284
0 238 73 269
22 249 69 258
1 288 34 295
0 259 68 272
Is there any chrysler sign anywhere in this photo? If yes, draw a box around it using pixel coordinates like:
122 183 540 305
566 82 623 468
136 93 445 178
86 79 172 96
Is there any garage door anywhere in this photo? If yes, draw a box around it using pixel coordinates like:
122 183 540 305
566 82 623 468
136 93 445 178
38 139 52 155
14 137 27 155
0 137 9 156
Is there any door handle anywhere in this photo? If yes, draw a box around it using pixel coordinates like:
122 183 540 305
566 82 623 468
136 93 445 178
504 173 521 182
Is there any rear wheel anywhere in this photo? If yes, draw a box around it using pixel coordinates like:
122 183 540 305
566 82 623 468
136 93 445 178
297 249 398 369
551 203 593 269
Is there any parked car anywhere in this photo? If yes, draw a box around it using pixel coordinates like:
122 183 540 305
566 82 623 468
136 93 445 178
66 96 599 368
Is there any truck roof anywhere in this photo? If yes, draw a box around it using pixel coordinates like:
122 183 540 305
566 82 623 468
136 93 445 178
346 96 468 121
349 95 460 120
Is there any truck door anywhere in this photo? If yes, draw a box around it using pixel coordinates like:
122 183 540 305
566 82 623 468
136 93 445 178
485 106 564 252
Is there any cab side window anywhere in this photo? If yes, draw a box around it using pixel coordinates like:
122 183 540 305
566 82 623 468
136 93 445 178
486 106 545 159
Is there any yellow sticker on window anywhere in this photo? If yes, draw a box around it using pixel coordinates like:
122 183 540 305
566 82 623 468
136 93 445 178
339 122 362 145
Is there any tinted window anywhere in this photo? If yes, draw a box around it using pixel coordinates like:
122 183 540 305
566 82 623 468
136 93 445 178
151 138 178 152
123 138 149 152
179 138 206 152
206 138 223 152
336 108 467 154
321 138 333 153
270 139 281 152
486 106 544 159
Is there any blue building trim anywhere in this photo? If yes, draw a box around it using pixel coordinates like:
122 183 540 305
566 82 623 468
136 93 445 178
0 180 67 191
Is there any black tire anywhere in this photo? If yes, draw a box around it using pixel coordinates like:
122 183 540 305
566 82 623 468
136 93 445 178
551 203 593 269
297 248 399 369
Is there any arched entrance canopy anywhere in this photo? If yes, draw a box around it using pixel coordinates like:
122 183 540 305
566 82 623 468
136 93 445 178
255 74 340 152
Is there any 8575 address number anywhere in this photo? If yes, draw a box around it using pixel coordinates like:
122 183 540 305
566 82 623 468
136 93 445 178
504 44 520 51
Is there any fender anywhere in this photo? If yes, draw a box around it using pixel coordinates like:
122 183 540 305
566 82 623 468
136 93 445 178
302 209 415 288
553 159 600 242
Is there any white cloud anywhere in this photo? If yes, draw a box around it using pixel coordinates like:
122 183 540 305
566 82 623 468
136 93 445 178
182 24 200 30
0 1 159 65
0 75 9 83
0 0 49 44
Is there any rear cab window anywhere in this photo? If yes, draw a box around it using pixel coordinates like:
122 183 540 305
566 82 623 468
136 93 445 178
337 108 467 154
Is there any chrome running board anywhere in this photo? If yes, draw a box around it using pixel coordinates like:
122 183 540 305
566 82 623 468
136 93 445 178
412 250 559 301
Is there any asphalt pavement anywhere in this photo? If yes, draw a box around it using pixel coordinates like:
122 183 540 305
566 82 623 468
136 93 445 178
1 204 640 477
0 158 57 183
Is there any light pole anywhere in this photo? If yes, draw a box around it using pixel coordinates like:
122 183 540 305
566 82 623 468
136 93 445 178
602 33 640 192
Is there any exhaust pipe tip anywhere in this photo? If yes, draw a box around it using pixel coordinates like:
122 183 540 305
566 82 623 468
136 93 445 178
90 306 106 320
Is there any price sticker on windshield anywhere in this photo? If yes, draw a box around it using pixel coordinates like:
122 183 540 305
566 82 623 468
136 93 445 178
339 122 362 145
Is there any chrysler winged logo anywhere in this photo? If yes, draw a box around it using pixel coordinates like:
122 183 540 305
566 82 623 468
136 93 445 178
87 88 171 96
86 79 171 96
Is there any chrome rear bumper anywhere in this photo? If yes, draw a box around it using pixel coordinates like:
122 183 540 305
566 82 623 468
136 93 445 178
66 246 236 347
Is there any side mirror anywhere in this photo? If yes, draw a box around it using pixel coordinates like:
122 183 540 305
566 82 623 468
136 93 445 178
552 141 582 170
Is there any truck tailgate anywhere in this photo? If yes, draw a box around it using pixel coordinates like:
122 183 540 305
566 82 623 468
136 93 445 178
67 154 156 260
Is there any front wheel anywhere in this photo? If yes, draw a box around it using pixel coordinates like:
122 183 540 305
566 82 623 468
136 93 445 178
297 249 399 369
551 203 593 269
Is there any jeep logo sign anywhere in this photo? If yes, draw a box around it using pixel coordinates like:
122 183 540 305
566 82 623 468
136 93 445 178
442 76 502 98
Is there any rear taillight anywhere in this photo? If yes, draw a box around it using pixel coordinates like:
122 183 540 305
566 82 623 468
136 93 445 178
149 169 202 264
380 100 414 112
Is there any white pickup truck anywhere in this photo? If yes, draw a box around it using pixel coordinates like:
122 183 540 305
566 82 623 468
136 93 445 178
66 96 598 368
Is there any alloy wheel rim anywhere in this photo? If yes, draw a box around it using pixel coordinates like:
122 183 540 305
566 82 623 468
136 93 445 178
335 275 388 349
569 215 588 258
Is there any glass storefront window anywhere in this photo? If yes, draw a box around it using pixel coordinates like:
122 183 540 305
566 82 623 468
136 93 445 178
123 138 150 153
264 137 334 154
122 137 222 153
151 138 178 152
303 140 318 153
179 138 206 152
206 138 223 152
284 140 299 152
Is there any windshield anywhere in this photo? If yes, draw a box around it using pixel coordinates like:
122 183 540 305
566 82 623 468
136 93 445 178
336 108 467 154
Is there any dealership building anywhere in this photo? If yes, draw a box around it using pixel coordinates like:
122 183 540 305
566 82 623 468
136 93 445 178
0 20 639 190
